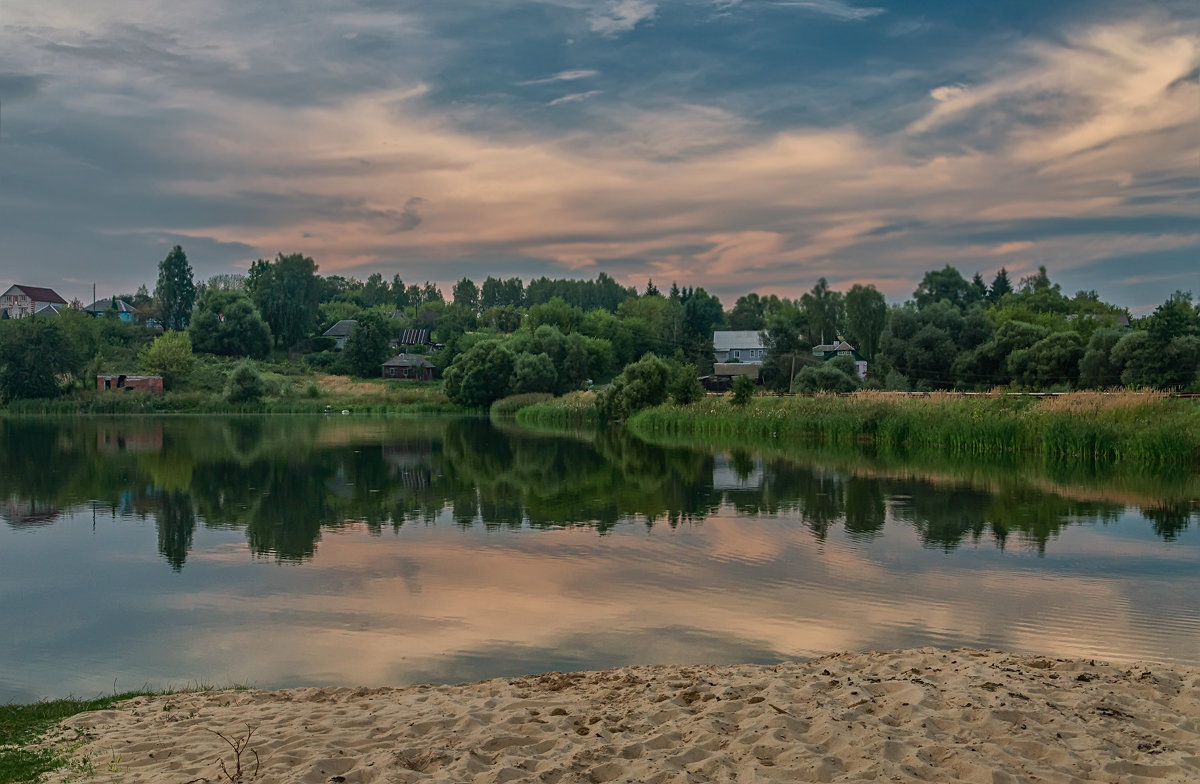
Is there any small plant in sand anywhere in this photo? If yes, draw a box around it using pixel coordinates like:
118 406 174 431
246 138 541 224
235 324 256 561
200 725 260 783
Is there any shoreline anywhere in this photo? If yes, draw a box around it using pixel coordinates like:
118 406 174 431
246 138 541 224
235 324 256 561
38 647 1200 783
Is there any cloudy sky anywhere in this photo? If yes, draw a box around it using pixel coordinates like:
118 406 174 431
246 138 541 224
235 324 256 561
1 0 1197 312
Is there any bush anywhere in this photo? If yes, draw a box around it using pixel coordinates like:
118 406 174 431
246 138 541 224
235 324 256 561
225 360 266 403
137 331 196 389
731 374 755 406
597 353 674 420
794 363 859 393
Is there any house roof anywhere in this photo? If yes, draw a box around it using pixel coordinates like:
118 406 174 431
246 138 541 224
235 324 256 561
397 328 430 345
812 340 859 353
86 298 136 314
6 285 67 304
713 330 766 351
323 319 358 337
383 353 435 368
34 303 68 316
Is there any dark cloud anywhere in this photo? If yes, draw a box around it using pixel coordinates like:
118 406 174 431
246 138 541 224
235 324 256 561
0 72 44 102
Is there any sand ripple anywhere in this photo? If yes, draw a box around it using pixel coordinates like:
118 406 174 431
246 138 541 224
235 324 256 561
41 648 1200 783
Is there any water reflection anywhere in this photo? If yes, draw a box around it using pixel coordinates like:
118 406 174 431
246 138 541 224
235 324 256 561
1 417 1197 568
1 416 1198 702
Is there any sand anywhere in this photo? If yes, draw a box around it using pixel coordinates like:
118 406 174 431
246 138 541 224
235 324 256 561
39 648 1200 783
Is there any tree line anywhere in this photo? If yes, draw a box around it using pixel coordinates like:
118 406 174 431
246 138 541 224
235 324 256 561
1 245 1198 404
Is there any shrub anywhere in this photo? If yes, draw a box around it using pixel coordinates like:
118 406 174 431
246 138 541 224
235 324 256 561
731 374 755 406
597 353 674 420
138 330 196 389
226 360 266 403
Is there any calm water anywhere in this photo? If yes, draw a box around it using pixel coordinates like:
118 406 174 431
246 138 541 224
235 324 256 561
1 416 1198 702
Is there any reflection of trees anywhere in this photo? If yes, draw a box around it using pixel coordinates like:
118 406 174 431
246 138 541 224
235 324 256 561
156 491 196 571
1144 504 1196 542
438 421 721 531
2 417 1196 569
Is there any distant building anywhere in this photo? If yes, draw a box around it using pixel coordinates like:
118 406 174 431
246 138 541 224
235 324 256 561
86 298 137 322
322 319 358 350
1 285 67 319
382 353 435 381
701 362 760 392
34 303 69 317
812 339 868 379
396 328 432 349
97 374 165 394
713 330 767 364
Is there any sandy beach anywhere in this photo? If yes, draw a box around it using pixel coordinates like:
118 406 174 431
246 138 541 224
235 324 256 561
39 648 1200 783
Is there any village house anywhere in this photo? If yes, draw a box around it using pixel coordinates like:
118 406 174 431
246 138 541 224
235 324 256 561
812 338 868 379
382 353 435 381
713 330 768 364
86 298 137 322
322 319 357 350
1 285 67 319
703 330 768 390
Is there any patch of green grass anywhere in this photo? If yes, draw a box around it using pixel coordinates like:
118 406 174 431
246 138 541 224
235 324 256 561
0 692 151 783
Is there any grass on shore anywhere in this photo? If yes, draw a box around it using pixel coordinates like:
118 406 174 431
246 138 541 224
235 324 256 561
516 390 1200 465
632 390 1200 464
1 375 458 416
0 692 156 783
514 390 601 429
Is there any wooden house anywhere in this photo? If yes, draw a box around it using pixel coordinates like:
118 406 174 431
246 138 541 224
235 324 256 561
382 353 435 381
811 339 868 379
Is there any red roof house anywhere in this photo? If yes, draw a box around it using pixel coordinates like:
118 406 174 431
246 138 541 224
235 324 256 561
1 285 68 319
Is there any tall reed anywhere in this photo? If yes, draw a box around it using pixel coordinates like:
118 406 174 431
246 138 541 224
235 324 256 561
628 391 1200 466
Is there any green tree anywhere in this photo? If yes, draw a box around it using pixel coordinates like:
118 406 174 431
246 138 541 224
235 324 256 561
343 311 392 377
526 297 583 333
1008 332 1083 389
443 340 517 408
1078 328 1125 388
727 294 766 330
0 316 78 400
138 331 196 389
248 252 322 348
844 284 887 361
453 278 480 313
510 352 558 394
914 265 972 310
988 268 1013 302
800 278 845 345
155 245 197 330
189 289 272 358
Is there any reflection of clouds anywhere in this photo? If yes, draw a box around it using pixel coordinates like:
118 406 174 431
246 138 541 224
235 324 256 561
160 509 1200 691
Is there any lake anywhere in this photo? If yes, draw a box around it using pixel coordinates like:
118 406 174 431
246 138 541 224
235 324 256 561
1 415 1197 703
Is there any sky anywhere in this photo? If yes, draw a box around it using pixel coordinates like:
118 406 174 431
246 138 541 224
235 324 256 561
0 0 1197 313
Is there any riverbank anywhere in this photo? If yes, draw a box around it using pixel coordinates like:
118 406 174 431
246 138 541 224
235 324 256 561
522 390 1200 465
0 375 458 416
29 648 1200 783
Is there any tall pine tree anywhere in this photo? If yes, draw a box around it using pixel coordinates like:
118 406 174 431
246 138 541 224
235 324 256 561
155 245 196 330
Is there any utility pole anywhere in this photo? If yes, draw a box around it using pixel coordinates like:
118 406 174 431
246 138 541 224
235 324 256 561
789 352 796 393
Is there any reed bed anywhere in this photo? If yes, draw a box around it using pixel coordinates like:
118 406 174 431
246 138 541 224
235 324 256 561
514 390 601 429
628 390 1200 465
